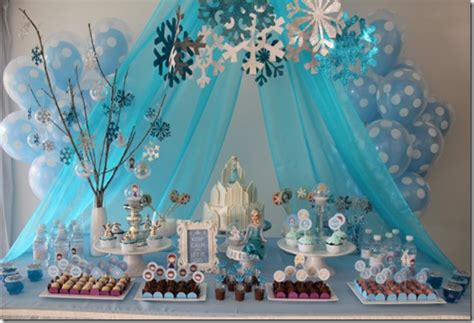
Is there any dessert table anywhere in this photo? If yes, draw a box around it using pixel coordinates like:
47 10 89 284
0 238 470 320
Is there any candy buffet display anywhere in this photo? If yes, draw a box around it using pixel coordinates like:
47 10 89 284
348 232 446 305
266 255 336 302
134 258 207 302
203 156 267 232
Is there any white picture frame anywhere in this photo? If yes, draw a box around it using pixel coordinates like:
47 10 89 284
177 220 219 273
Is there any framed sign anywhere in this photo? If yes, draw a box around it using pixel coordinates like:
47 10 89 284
177 220 219 273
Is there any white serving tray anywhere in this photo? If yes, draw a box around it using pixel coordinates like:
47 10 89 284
39 280 135 301
265 283 339 302
134 281 207 302
347 281 446 305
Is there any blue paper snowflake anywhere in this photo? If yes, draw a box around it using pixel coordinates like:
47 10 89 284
317 14 378 85
150 118 171 142
198 0 275 45
27 107 33 120
59 147 74 165
42 139 55 152
106 122 120 143
62 109 76 128
31 46 42 66
102 103 115 115
153 8 205 87
243 37 286 86
115 90 135 107
144 107 157 121
31 133 40 146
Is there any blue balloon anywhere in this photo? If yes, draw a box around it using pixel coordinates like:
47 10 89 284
367 119 412 178
419 97 454 136
347 75 381 124
395 172 431 212
3 56 53 111
406 121 444 175
370 19 402 76
28 154 62 199
92 18 132 75
45 32 84 91
393 58 418 72
377 68 427 126
0 111 42 163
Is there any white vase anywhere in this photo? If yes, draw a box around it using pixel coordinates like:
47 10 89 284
157 218 177 237
91 207 107 256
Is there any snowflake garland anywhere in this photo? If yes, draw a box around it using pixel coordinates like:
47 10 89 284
143 142 160 162
31 46 43 66
316 14 378 84
191 26 225 88
286 0 345 58
150 118 171 142
198 0 276 45
153 7 205 87
59 147 74 165
223 14 286 85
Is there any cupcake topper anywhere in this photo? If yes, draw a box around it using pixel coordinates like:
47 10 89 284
381 268 392 279
284 265 297 277
147 262 158 272
70 265 82 278
393 271 404 284
273 270 286 283
361 268 371 279
297 209 310 221
58 259 69 272
416 269 429 284
178 267 188 279
294 254 305 269
375 272 387 284
318 268 331 281
70 255 81 265
47 265 59 278
117 261 128 272
257 276 266 286
328 213 346 231
244 268 253 278
354 260 366 272
79 259 89 269
108 255 119 265
189 263 198 273
91 267 103 279
155 266 165 278
235 273 245 284
286 214 299 227
370 264 383 276
192 271 205 284
296 269 308 282
110 265 124 279
143 269 155 282
166 268 177 281
167 253 177 269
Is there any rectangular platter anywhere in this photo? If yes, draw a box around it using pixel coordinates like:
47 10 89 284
39 280 135 301
265 283 339 302
134 282 207 302
347 281 446 305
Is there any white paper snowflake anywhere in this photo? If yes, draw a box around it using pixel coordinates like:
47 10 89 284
191 26 225 88
286 0 345 58
143 142 160 162
223 14 285 75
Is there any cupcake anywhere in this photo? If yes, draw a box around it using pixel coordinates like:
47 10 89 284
100 235 117 248
297 235 314 253
326 233 343 254
333 230 347 244
285 228 300 248
147 235 164 248
120 239 137 252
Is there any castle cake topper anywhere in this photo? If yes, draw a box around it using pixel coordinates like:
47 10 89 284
203 156 264 231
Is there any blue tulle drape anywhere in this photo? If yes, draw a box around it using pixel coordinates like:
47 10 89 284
3 0 454 270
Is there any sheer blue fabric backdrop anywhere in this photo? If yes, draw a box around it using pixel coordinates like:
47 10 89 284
3 0 454 270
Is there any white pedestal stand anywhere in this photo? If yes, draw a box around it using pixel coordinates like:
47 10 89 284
225 244 258 271
93 238 173 277
277 238 356 276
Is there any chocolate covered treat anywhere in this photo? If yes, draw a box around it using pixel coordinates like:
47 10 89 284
141 278 201 299
47 273 130 297
273 280 332 299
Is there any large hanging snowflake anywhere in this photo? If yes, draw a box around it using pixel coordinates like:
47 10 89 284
143 142 160 162
153 7 205 87
316 14 378 84
150 118 171 142
286 0 345 66
114 90 135 108
198 0 276 45
59 146 74 165
62 109 77 128
223 15 285 83
191 26 225 88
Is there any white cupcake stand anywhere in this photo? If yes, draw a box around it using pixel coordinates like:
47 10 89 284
93 238 173 277
277 238 356 276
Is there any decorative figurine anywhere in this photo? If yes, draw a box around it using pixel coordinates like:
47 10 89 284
147 220 163 247
143 215 152 231
100 224 118 248
167 254 177 269
228 225 243 247
242 208 267 260
228 156 240 185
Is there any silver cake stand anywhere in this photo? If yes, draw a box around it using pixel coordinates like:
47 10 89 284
277 238 356 276
93 238 173 277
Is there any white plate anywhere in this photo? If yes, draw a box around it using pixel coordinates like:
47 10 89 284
134 281 207 302
265 282 338 302
347 281 446 305
39 280 135 301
